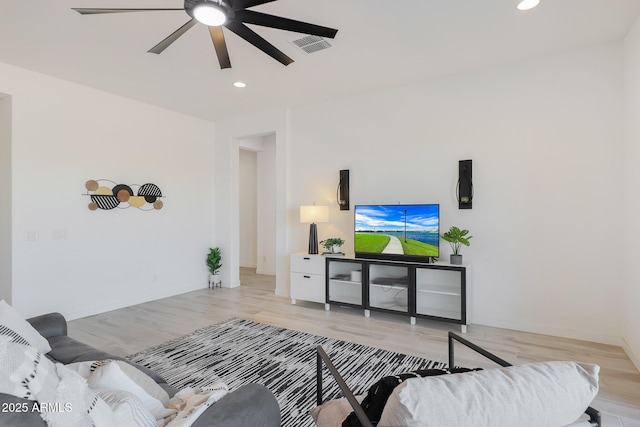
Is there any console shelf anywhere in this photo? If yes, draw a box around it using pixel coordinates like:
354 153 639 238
324 256 468 332
370 284 409 291
329 279 361 285
326 258 365 310
416 285 461 296
414 307 460 321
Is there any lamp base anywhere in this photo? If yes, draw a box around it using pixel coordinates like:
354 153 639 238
308 223 319 254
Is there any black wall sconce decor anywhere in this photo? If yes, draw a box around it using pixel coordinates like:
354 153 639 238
457 160 473 209
337 169 350 210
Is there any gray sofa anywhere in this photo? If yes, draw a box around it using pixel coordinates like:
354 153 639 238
0 312 281 427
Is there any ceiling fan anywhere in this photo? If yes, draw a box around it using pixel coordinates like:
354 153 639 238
72 0 338 69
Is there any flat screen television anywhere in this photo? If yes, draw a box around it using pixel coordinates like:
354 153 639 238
354 204 439 263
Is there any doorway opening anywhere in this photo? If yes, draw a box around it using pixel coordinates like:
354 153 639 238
238 133 276 290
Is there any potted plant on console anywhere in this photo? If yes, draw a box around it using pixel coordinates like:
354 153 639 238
440 226 472 265
320 237 345 254
207 247 222 288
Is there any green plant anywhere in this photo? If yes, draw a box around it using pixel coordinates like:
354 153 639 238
207 247 222 275
440 226 472 255
320 237 345 252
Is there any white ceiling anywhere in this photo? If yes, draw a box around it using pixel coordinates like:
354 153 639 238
1 0 639 122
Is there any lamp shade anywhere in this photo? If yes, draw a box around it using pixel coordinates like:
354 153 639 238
300 205 329 223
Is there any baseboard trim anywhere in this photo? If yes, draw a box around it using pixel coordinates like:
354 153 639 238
222 280 240 289
472 316 623 347
275 287 288 298
621 337 640 372
64 284 205 321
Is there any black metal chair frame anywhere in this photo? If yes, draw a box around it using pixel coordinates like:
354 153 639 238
316 331 601 427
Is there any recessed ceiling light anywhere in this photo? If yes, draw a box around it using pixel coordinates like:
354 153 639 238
517 0 540 11
234 82 246 88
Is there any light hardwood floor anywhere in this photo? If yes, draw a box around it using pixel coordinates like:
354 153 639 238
69 268 640 426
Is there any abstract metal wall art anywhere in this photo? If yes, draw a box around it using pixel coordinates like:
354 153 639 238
84 179 164 211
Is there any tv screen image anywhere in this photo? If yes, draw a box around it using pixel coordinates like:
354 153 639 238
355 204 439 261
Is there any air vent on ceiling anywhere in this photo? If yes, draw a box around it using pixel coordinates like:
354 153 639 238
291 35 332 54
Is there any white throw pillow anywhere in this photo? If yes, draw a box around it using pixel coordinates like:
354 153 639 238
46 364 115 427
114 360 170 405
88 361 175 420
66 360 169 405
378 361 599 427
0 300 51 353
0 336 56 400
64 360 104 379
96 389 158 427
0 338 115 427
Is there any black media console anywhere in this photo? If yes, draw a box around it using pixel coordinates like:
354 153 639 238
325 256 468 332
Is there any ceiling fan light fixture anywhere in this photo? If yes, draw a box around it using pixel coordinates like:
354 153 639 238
517 0 540 11
193 2 227 26
71 0 338 69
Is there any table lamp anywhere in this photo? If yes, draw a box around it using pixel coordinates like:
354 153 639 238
300 205 329 254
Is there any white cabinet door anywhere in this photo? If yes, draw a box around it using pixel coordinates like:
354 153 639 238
290 253 326 304
291 255 325 275
290 272 325 303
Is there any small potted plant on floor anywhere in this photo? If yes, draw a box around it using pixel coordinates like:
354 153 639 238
320 237 345 254
207 247 222 288
440 226 472 265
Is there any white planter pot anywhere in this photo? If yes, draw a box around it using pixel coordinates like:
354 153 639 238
209 274 221 288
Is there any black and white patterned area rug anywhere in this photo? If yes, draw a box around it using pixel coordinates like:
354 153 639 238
125 318 445 427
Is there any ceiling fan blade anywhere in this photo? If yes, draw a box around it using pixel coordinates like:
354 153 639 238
235 10 338 38
224 21 293 66
72 8 183 15
148 19 197 54
209 26 232 69
230 0 277 11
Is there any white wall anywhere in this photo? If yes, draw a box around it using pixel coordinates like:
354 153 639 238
0 61 216 320
239 149 257 268
623 15 640 370
0 94 11 303
215 43 625 346
288 44 624 345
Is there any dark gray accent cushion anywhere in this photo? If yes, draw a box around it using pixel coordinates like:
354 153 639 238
192 384 281 427
26 313 67 339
